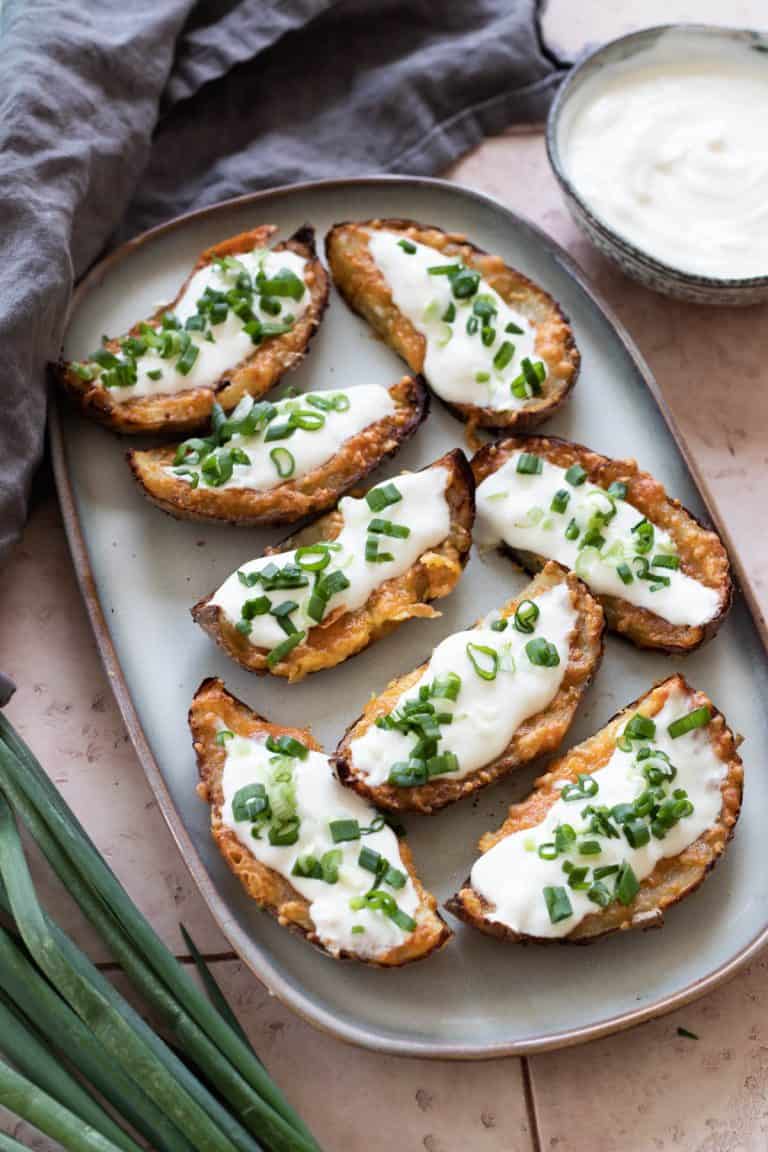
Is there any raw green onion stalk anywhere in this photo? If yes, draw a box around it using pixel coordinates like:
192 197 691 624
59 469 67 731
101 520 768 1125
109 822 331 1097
0 693 323 1152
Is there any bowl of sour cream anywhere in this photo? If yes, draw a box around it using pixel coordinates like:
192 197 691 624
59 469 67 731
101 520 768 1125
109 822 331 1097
547 24 768 304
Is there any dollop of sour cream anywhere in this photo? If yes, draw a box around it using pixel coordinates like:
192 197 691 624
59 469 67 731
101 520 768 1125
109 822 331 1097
221 735 420 957
367 231 545 410
168 385 394 492
476 452 720 628
471 684 727 939
559 35 768 279
349 583 576 787
211 466 451 648
88 246 310 402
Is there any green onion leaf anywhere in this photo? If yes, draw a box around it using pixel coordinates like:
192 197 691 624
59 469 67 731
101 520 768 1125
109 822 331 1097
267 631 305 667
329 819 360 843
466 642 499 682
525 637 560 667
398 239 417 254
513 599 540 634
516 452 542 475
543 885 573 924
668 706 711 739
550 489 570 514
564 464 588 486
365 483 402 512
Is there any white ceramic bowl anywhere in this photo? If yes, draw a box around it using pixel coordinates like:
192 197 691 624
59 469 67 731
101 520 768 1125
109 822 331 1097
547 24 768 305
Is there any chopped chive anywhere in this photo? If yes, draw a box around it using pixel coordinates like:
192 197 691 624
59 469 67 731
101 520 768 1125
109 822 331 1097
564 464 588 486
426 751 459 777
607 481 628 500
566 866 590 891
481 325 496 347
241 595 270 619
624 713 656 741
490 618 508 632
520 357 544 395
398 239 417 254
593 864 620 881
615 861 640 905
652 554 680 571
368 518 410 539
550 489 570 514
616 562 634 585
365 483 402 512
466 642 499 682
587 881 611 907
270 447 294 478
561 774 598 802
450 267 481 299
516 452 542 475
493 341 515 372
505 321 524 334
466 315 479 335
427 263 461 276
565 518 580 541
578 839 601 855
365 537 394 563
632 518 655 554
147 369 163 381
442 301 456 322
295 544 331 572
265 733 308 759
513 599 540 634
623 819 651 849
264 421 295 443
475 371 490 383
232 782 270 823
668 707 711 739
329 819 360 843
543 885 573 924
215 729 234 746
266 630 305 667
525 637 559 667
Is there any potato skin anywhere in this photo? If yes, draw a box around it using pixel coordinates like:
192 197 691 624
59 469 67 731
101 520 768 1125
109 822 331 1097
191 677 450 965
127 374 429 526
325 218 579 431
56 225 329 436
333 563 605 814
192 448 475 681
447 674 743 944
472 435 733 654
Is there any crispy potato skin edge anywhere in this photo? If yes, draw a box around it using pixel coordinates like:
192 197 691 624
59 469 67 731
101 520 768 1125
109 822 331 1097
447 673 744 944
191 448 475 681
126 374 429 526
472 434 733 653
333 562 605 814
325 217 579 431
55 224 329 436
190 676 450 965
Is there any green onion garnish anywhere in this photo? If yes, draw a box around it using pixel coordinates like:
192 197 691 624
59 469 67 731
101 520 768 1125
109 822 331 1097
427 263 461 276
652 554 680 570
565 519 580 541
616 562 634 585
615 861 640 905
466 643 499 681
215 729 234 746
365 538 394 563
632 518 654 554
525 637 560 667
232 782 270 823
550 489 570 514
623 713 656 741
564 464 587 486
426 752 459 778
578 840 601 855
264 421 295 443
475 371 490 383
270 447 294 478
513 599 540 634
241 596 270 620
623 819 651 849
516 452 542 475
505 321 524 334
561 774 598 802
442 301 456 322
668 706 711 739
490 618 508 632
368 518 410 539
607 481 628 500
538 842 558 861
295 544 331 572
493 341 515 372
266 631 305 667
543 886 573 924
265 733 308 759
450 267 481 299
329 819 360 843
398 239 417 254
388 760 428 788
366 483 402 512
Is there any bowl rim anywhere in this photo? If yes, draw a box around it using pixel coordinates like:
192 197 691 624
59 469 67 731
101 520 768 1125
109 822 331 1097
545 21 768 291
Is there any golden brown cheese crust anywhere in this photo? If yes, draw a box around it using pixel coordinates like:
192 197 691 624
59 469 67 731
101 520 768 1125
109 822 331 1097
191 677 450 965
325 218 579 432
126 374 429 526
472 435 733 653
447 674 743 943
56 225 329 436
333 563 605 814
191 448 475 681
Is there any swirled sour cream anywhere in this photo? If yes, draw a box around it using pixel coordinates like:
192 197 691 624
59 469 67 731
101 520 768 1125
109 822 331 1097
221 735 419 956
168 385 394 492
471 684 727 939
83 246 310 402
211 466 451 648
476 453 720 628
367 231 545 410
349 583 576 787
559 35 768 278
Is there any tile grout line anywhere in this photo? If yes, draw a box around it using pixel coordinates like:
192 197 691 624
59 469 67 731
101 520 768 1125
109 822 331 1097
521 1056 544 1152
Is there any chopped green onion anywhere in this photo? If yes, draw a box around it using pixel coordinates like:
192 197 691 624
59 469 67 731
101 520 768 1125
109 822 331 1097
520 357 544 395
525 637 559 667
490 618 508 632
564 464 587 487
450 267 481 299
264 421 295 443
328 818 359 843
538 842 558 861
365 483 402 512
554 824 576 853
388 760 428 788
431 672 462 701
615 861 640 905
564 518 580 541
493 341 515 372
543 886 573 924
550 489 570 514
241 596 270 619
566 866 590 891
466 315 479 335
266 631 305 667
215 730 234 746
475 371 490 383
265 734 308 760
607 481 628 500
295 544 331 572
623 819 651 849
427 263 461 276
505 321 524 334
624 713 656 741
632 518 655 554
616 562 634 585
513 599 540 634
368 518 410 539
426 752 459 778
365 538 394 563
232 783 270 823
652 554 680 571
587 881 611 907
668 707 711 739
516 452 542 475
466 642 499 681
578 840 601 855
442 301 456 322
270 447 294 478
593 864 620 881
398 239 417 254
561 774 598 802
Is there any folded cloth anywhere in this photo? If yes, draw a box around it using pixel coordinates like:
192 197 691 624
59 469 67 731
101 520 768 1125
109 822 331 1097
0 0 566 565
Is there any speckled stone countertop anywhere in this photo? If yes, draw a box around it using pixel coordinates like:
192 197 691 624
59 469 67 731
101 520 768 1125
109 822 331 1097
2 3 768 1148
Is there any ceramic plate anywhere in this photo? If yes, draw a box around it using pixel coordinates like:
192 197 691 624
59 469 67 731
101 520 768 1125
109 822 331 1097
52 177 768 1058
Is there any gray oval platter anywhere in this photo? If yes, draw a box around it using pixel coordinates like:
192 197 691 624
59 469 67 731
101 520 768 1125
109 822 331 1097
52 176 768 1058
